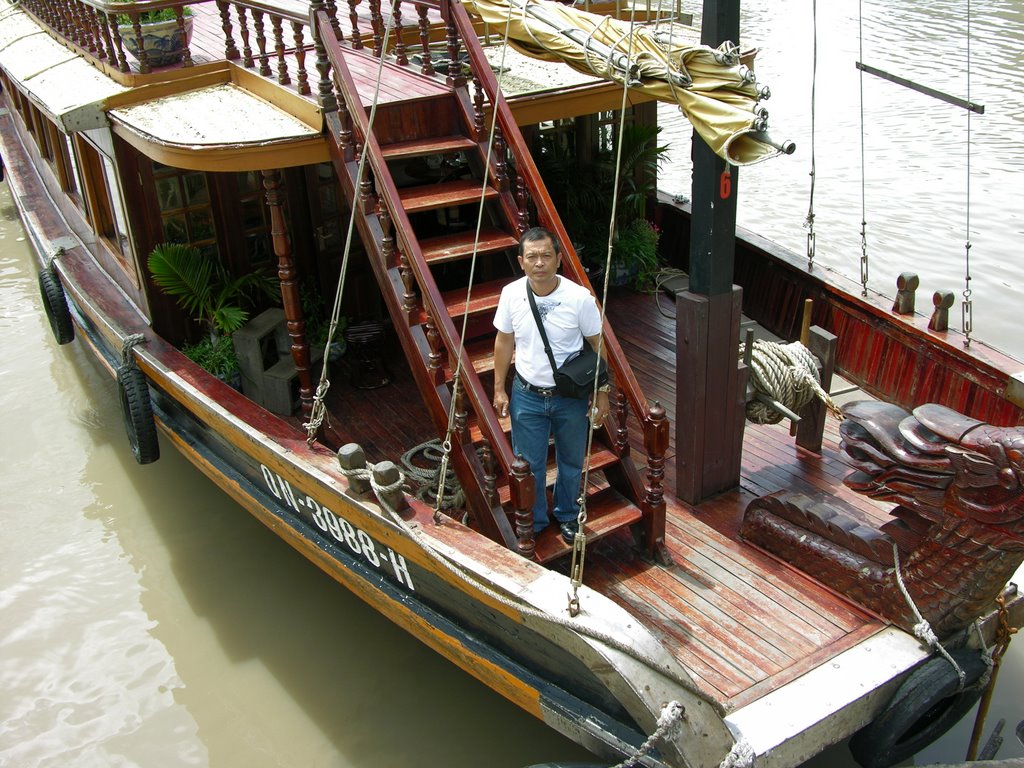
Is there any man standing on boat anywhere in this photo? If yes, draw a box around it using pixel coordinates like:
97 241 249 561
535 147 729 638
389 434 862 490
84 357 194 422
492 227 610 544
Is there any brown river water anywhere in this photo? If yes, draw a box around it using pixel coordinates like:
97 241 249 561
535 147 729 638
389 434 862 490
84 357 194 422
2 0 1023 763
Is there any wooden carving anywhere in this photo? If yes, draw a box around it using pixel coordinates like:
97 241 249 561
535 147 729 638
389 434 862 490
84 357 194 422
741 401 1024 636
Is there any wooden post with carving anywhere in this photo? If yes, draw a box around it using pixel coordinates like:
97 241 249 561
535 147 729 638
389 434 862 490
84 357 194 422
263 168 314 419
510 455 536 559
643 402 672 564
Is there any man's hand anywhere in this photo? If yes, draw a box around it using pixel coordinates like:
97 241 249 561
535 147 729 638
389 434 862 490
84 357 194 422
591 390 610 428
494 390 510 419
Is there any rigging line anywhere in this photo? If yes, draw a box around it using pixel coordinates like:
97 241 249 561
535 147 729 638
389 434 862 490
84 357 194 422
805 0 817 269
305 15 395 444
857 0 869 296
962 0 974 347
569 3 639 614
435 0 518 513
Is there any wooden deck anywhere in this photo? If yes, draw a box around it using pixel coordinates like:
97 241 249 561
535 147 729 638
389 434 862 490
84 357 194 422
304 284 890 708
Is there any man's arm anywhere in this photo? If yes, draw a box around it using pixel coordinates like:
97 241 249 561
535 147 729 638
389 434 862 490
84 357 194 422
493 331 514 418
585 333 610 428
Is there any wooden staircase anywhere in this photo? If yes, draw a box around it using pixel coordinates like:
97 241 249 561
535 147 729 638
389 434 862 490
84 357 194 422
313 9 669 564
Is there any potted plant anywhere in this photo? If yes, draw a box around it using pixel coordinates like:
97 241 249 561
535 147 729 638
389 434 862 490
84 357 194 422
147 243 279 384
301 281 348 362
113 1 194 67
610 218 661 289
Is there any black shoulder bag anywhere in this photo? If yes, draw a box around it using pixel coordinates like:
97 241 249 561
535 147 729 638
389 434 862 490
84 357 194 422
526 282 608 400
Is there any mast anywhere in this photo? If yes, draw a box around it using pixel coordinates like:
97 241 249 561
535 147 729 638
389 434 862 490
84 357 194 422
674 0 746 504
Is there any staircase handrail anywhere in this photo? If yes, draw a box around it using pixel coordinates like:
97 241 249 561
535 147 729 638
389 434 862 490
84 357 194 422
315 10 516 478
440 0 651 428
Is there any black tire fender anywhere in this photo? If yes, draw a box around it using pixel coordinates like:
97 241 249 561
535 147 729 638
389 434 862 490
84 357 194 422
849 647 988 768
116 362 160 465
38 266 75 345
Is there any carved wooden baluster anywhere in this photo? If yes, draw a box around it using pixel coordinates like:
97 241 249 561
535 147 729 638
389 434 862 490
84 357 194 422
311 1 338 114
263 168 315 418
416 5 433 75
251 10 272 76
380 209 396 269
237 6 254 69
392 1 407 66
471 74 485 141
510 455 536 558
130 15 152 74
324 0 342 41
336 92 352 154
425 315 444 384
514 175 530 235
399 251 419 321
347 0 363 49
481 442 498 509
444 9 464 85
358 166 376 213
369 0 383 58
269 16 289 84
95 8 116 63
291 21 310 94
76 2 96 54
217 1 240 61
613 388 629 455
454 384 467 436
643 402 671 564
106 14 130 72
493 128 508 191
175 8 193 68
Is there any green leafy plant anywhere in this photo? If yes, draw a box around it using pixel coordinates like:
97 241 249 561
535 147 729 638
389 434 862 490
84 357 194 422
182 336 239 380
147 242 279 337
300 280 348 350
611 218 661 290
113 0 192 25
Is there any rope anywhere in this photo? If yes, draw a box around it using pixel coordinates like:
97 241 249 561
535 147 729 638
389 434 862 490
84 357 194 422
857 0 869 297
741 338 841 424
400 439 465 510
305 15 395 445
607 700 683 768
120 333 147 366
335 458 728 723
718 737 755 768
891 544 965 690
804 0 817 270
961 0 974 347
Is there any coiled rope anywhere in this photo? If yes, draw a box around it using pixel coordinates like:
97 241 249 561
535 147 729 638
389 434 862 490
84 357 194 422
741 338 841 425
400 439 465 511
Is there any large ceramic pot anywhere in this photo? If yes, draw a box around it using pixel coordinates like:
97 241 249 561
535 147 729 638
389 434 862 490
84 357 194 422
118 16 193 67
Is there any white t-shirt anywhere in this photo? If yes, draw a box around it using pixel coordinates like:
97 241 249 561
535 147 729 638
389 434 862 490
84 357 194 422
494 275 602 387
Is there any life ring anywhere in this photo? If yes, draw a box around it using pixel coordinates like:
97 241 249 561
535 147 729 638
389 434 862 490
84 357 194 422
38 266 75 345
116 362 160 465
849 647 988 768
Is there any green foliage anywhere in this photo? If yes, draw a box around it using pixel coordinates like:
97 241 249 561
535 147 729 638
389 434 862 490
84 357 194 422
182 336 238 380
147 242 279 337
535 121 668 277
612 218 661 289
300 280 347 347
113 1 192 25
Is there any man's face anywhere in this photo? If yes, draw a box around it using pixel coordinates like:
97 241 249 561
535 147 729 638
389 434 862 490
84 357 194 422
518 237 561 284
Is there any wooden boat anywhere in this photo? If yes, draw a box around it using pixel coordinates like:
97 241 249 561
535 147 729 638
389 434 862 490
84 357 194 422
2 0 1021 765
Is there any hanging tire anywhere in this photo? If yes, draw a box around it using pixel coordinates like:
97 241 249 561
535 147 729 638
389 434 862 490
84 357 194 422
849 648 988 768
117 363 160 465
38 267 75 344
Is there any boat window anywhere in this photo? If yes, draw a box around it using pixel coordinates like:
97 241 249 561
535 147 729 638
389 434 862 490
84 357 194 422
99 154 133 260
236 171 276 267
152 163 220 259
59 133 84 206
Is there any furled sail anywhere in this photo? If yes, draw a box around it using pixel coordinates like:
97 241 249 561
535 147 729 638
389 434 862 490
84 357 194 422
461 0 783 165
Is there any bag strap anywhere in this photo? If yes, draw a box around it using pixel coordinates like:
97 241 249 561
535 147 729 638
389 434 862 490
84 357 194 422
526 282 560 380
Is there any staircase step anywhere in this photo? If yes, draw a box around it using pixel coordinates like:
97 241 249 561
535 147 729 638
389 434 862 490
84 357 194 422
497 445 621 505
381 134 478 160
399 179 499 213
533 486 644 564
438 278 507 320
420 228 519 265
463 337 496 374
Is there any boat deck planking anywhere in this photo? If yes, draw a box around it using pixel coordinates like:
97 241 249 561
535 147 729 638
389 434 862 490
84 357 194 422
297 284 889 709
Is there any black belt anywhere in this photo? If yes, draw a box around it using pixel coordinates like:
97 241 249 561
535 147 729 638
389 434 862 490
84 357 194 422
516 373 557 396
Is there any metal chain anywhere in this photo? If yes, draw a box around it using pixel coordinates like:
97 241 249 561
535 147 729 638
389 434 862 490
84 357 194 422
857 0 869 296
805 0 817 270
